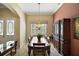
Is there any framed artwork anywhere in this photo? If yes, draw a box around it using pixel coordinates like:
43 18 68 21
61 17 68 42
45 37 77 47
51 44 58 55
6 20 14 35
74 17 79 39
31 24 47 36
0 20 3 35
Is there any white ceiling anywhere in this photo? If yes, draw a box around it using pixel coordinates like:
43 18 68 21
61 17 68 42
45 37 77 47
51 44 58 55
18 3 61 15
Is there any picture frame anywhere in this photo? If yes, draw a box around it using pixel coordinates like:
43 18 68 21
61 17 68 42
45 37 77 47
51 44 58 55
74 17 79 39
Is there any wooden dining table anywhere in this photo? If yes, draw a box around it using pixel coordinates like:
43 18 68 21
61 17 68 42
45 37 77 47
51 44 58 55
28 36 50 56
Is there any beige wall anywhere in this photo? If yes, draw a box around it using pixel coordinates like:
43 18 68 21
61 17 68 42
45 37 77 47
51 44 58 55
26 15 53 40
0 8 20 47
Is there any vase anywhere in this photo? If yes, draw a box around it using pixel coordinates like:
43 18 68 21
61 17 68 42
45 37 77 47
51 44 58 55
38 37 41 43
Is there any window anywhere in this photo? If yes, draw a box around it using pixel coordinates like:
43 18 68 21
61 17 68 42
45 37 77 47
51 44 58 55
6 20 14 35
0 20 3 35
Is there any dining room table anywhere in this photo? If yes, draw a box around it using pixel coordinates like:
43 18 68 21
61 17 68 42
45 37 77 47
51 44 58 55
28 36 50 56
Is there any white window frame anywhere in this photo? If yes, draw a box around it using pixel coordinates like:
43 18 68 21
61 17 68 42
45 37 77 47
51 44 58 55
6 20 14 35
0 20 3 35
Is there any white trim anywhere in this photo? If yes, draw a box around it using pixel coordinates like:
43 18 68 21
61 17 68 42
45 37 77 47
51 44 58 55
3 3 18 15
51 3 64 15
6 20 14 35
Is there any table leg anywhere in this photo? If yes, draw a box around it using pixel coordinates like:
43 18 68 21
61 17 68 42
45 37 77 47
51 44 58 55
47 46 50 56
28 46 31 56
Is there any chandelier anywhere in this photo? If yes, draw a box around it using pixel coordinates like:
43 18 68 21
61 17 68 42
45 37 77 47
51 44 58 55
36 3 42 30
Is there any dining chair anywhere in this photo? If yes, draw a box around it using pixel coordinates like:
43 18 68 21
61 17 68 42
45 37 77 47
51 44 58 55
28 36 33 43
8 41 17 56
33 43 47 56
10 41 17 56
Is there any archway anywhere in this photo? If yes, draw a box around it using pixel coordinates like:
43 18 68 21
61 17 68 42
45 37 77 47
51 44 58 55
1 3 26 48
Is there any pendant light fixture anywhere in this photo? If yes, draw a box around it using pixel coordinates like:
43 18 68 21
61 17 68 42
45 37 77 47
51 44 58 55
36 3 41 30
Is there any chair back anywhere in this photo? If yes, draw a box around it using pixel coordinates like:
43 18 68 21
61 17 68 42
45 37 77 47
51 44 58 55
33 43 45 47
33 43 46 56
